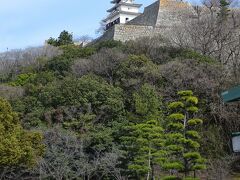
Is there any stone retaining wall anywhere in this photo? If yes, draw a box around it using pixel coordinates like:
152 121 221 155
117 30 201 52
94 24 168 43
113 24 154 42
94 0 199 43
94 26 115 42
94 0 240 45
127 1 160 27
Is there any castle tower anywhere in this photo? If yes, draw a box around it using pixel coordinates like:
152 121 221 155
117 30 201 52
103 0 142 30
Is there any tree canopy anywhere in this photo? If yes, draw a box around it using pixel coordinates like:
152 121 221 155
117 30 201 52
0 97 44 167
0 21 239 178
47 30 74 46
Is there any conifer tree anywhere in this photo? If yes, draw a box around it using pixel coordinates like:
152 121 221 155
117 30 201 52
218 0 230 22
57 30 74 46
132 83 162 122
164 90 206 179
122 120 166 180
47 30 73 46
0 97 44 168
120 84 166 179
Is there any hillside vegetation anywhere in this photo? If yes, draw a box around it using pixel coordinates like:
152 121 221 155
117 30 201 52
0 35 239 179
0 1 240 179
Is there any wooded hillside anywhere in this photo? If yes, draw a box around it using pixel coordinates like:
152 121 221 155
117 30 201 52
0 1 240 179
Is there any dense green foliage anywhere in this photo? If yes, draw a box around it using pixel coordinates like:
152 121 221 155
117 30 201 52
0 97 44 168
164 91 206 179
218 0 230 21
122 120 166 179
0 36 239 179
47 30 74 46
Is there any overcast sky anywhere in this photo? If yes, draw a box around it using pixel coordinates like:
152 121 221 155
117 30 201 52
0 0 200 52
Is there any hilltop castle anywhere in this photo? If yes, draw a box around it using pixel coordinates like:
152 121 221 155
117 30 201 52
98 0 196 42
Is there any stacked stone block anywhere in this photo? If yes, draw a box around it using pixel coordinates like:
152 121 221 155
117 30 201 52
96 0 196 43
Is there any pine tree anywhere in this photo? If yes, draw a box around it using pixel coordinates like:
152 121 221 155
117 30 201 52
57 30 74 46
120 84 166 179
129 83 162 123
122 120 166 180
164 90 206 179
47 30 73 46
218 0 230 22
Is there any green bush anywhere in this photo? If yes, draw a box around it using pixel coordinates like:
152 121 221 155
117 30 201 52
116 55 161 90
183 178 200 180
60 45 95 59
9 73 36 86
46 56 73 75
38 75 125 124
30 71 56 85
46 45 95 75
0 97 44 167
178 50 216 64
94 40 124 51
162 176 181 180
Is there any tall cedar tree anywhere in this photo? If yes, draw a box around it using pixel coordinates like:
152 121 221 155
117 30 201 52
164 90 206 179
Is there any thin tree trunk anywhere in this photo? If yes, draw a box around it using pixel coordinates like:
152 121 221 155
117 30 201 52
184 114 187 178
147 148 151 180
151 161 155 180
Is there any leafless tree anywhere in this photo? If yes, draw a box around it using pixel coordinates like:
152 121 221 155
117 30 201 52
72 48 127 84
74 35 93 47
94 148 126 180
125 36 173 64
0 45 62 82
0 166 38 180
37 127 92 180
96 21 107 35
205 156 237 180
0 85 24 100
0 45 61 63
168 1 240 83
72 58 92 77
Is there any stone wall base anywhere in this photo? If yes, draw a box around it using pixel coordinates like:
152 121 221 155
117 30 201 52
95 24 170 43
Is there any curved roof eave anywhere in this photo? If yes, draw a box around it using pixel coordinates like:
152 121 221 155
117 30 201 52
103 10 142 21
107 2 142 12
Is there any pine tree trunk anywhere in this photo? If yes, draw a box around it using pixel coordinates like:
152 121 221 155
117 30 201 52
147 148 151 180
184 158 188 178
184 114 188 178
151 160 155 180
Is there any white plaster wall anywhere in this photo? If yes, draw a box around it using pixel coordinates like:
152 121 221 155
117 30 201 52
123 0 134 3
120 14 138 23
119 5 139 13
